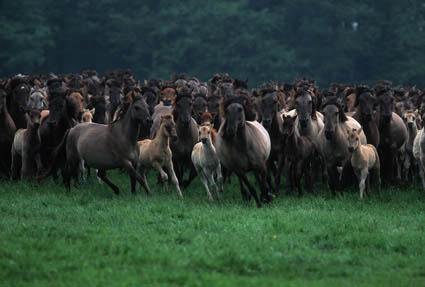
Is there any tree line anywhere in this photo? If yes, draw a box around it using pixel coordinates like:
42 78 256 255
1 0 425 86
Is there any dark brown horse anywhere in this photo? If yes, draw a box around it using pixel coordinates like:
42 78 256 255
352 86 380 148
38 79 81 172
257 87 284 194
376 86 408 184
6 76 31 129
0 83 16 177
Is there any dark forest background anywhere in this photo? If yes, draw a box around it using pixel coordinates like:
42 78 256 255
1 0 425 86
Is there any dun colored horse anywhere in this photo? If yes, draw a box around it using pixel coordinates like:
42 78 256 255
192 124 223 201
52 96 152 194
216 97 271 207
137 114 182 198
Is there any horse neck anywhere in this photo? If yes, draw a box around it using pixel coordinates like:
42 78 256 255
285 130 299 153
297 117 313 136
0 106 16 138
351 144 366 163
270 112 281 135
112 110 140 144
407 125 417 149
203 136 216 154
153 124 170 148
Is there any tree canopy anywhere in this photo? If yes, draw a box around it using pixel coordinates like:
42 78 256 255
1 0 425 86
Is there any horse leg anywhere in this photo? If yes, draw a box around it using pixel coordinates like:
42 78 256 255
238 173 261 208
10 148 20 180
122 160 151 196
275 156 284 195
165 160 183 198
238 176 250 201
97 169 120 195
296 161 304 197
129 173 137 194
182 163 197 189
359 169 368 199
200 171 214 202
255 169 272 203
216 164 224 194
327 165 339 195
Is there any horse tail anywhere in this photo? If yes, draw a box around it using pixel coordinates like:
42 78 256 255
37 129 70 182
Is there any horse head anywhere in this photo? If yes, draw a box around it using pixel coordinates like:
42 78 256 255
173 86 193 128
355 85 376 122
322 94 347 141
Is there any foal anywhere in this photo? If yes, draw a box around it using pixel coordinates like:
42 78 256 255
281 115 314 196
11 109 42 179
191 124 223 201
137 114 183 198
347 128 381 199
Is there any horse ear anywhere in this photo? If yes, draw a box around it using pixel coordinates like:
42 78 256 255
90 108 95 115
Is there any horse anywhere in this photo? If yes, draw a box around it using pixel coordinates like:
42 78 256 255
50 96 152 195
352 86 380 147
376 87 408 184
88 95 106 124
151 87 199 188
11 109 42 180
401 110 419 182
105 79 123 123
28 87 48 110
282 114 315 196
138 114 182 198
318 96 367 193
193 93 208 124
142 85 159 115
257 87 284 194
216 97 271 207
38 80 81 172
0 85 16 177
191 124 223 201
81 108 95 123
347 128 381 199
6 77 31 129
207 93 222 130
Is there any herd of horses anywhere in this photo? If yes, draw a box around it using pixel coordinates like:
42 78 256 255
1 70 424 207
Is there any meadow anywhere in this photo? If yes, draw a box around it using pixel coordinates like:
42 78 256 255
1 174 425 287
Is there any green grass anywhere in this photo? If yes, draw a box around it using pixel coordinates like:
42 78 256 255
1 173 425 287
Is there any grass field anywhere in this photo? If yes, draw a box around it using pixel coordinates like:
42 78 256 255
1 173 425 287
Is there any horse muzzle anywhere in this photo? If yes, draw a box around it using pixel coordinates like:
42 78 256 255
299 119 308 129
325 130 334 140
262 119 272 130
348 147 354 153
47 120 57 127
201 138 208 144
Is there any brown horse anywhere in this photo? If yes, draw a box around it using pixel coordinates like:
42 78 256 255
0 84 16 177
38 79 82 172
6 76 31 129
257 87 284 194
352 86 380 148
